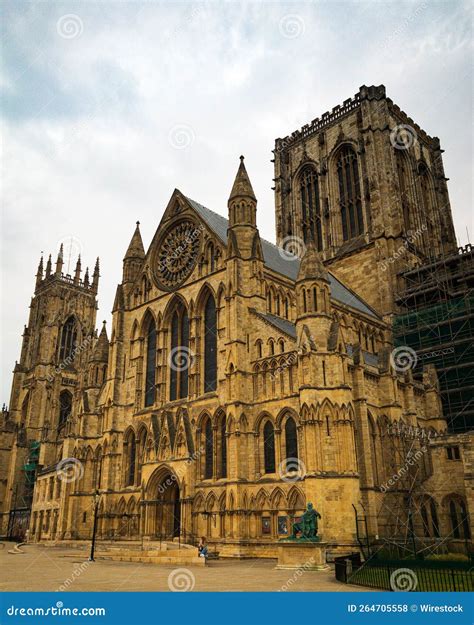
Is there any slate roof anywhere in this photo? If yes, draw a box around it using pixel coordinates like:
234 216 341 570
249 308 297 339
186 196 379 320
347 344 379 367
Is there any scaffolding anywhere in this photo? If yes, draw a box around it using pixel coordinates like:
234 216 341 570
376 424 433 556
22 440 40 507
393 244 474 432
7 440 40 539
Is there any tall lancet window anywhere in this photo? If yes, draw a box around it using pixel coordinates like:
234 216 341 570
204 294 217 392
263 420 276 474
220 414 227 478
169 304 189 401
59 316 77 362
336 146 364 241
144 317 157 407
58 390 72 431
204 417 213 479
285 416 298 462
299 166 322 250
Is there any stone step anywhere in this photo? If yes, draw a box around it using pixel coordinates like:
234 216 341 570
95 552 205 566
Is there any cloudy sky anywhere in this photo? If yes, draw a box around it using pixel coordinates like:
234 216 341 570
1 0 472 402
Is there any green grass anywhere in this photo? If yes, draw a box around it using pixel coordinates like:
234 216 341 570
348 566 473 592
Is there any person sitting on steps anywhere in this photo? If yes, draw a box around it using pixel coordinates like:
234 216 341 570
198 536 208 558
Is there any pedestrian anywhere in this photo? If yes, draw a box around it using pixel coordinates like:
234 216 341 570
198 536 208 558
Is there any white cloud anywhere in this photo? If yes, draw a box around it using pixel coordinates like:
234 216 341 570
1 0 472 400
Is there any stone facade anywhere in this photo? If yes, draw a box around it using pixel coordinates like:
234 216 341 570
274 84 457 315
0 86 471 558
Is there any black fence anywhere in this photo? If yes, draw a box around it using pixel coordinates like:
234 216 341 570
335 555 474 592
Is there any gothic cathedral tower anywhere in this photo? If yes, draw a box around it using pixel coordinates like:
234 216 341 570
0 246 99 535
273 85 457 315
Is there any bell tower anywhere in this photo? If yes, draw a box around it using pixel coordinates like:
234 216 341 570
0 246 99 535
273 85 457 314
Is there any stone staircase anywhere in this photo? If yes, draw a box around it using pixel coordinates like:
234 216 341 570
54 539 206 566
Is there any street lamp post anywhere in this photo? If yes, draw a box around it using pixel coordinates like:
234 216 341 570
89 489 101 562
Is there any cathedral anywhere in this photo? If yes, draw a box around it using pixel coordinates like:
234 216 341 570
0 85 471 558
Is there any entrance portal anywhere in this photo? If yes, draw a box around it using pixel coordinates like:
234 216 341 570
154 473 180 539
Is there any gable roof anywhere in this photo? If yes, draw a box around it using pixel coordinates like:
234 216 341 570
186 196 380 320
249 308 297 339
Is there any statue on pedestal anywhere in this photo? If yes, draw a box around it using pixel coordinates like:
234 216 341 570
290 503 321 540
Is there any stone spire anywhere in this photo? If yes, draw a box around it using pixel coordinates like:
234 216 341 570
228 155 257 203
227 156 259 260
55 244 64 276
91 320 109 362
35 254 44 287
74 255 82 284
124 221 145 261
92 257 100 293
45 254 52 278
123 221 145 284
84 266 90 287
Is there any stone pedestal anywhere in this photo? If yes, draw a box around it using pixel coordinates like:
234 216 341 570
275 540 329 570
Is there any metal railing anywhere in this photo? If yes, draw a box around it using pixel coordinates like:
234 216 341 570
335 555 474 591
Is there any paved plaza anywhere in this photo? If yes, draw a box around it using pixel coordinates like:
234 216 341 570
0 543 374 592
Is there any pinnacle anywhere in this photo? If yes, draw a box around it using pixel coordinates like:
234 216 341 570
229 155 256 202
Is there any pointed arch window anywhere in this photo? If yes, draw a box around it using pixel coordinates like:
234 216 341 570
58 390 72 431
336 146 364 241
124 431 136 486
220 415 227 478
299 166 322 250
448 498 471 539
419 163 432 219
430 499 440 538
204 418 213 479
204 294 217 392
418 163 437 254
169 304 189 401
396 152 416 233
263 421 276 473
144 317 157 407
137 428 147 484
421 504 430 537
21 392 30 423
285 416 298 462
449 500 460 538
460 500 471 539
59 316 77 362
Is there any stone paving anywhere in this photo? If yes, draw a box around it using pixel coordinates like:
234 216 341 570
0 544 375 592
